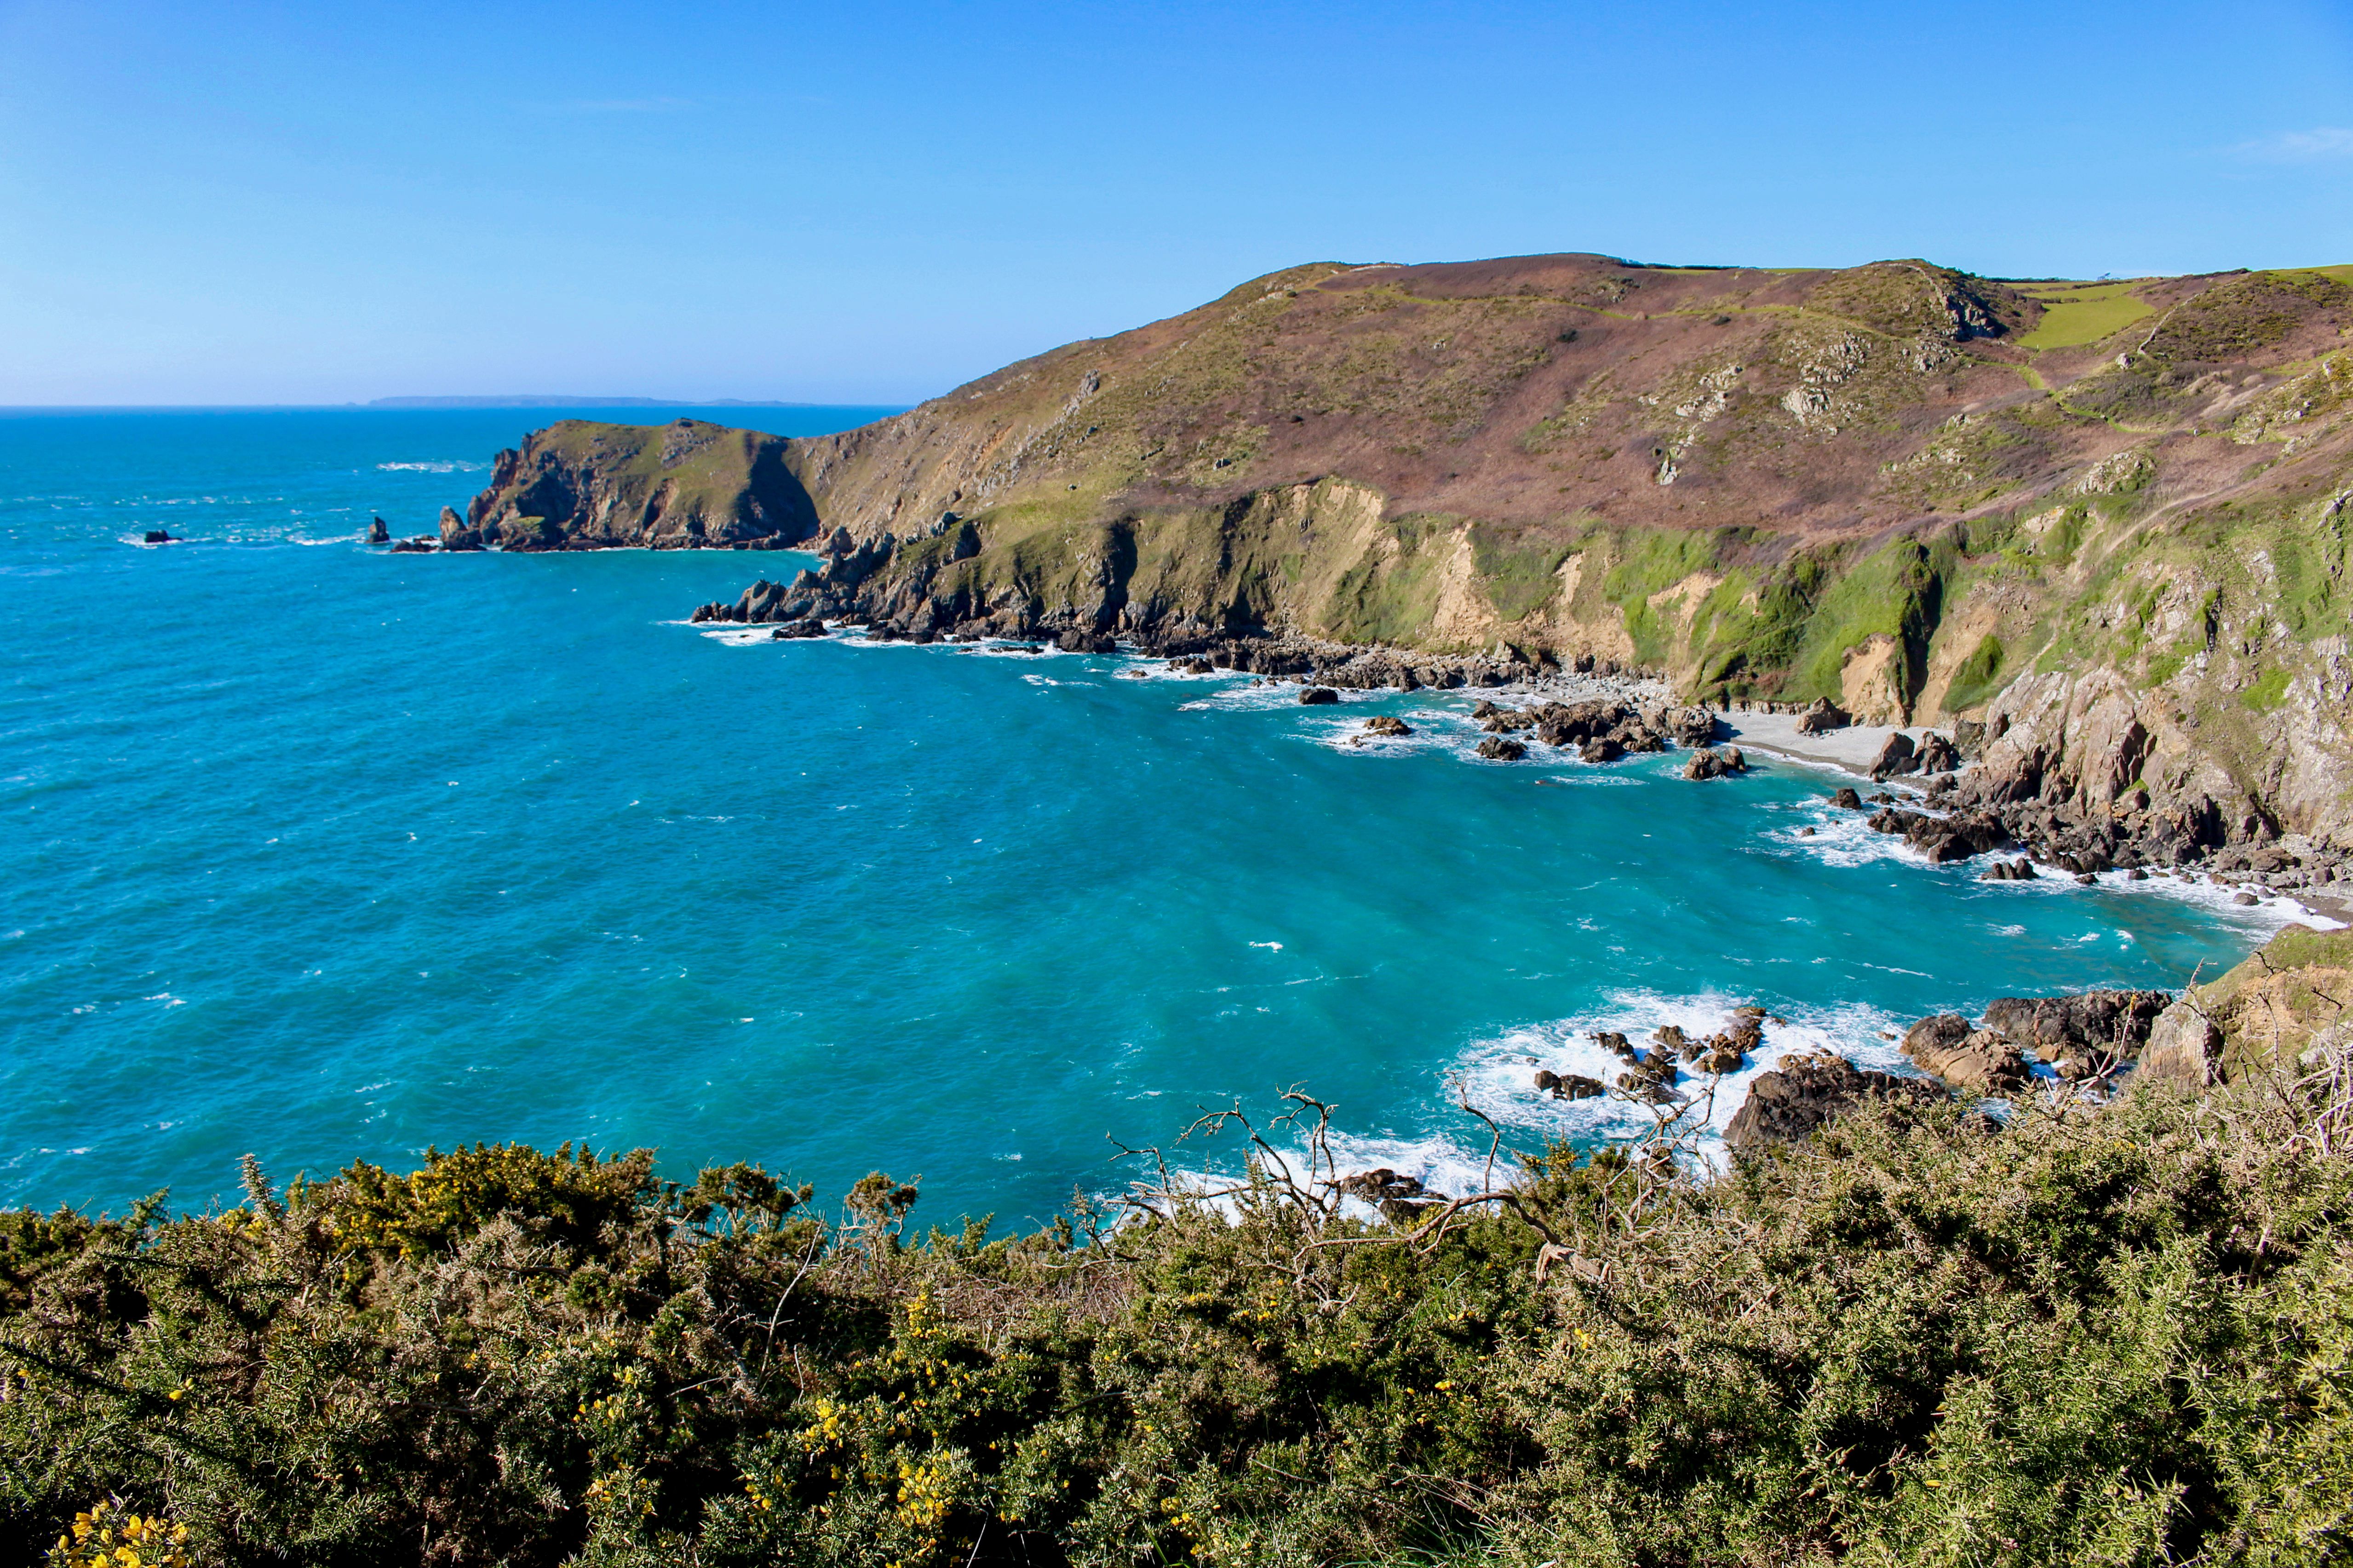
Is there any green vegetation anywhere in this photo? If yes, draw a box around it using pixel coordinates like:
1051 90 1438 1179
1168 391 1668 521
1469 525 1571 622
11 1065 2353 1566
2151 272 2353 362
2017 281 2155 350
1944 633 2008 711
2242 666 2291 711
1787 536 1949 703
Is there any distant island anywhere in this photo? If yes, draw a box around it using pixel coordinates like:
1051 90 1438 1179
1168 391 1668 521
362 395 832 410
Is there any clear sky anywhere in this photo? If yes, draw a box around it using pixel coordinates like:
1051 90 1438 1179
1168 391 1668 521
3 0 2349 406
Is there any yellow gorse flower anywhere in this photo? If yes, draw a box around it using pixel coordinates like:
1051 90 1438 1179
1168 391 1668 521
49 1500 192 1568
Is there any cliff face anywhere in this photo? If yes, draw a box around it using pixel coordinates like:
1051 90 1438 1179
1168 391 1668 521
463 252 2353 857
453 419 819 550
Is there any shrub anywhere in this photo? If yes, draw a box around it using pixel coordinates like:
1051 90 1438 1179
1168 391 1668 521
4 1070 2353 1565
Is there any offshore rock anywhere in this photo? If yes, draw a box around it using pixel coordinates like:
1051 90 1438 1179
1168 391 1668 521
1533 1070 1606 1100
1683 745 1746 780
439 506 484 551
1476 737 1527 761
1299 687 1340 705
366 517 390 545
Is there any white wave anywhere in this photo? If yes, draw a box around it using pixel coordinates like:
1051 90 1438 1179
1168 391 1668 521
1451 988 1916 1165
375 460 488 473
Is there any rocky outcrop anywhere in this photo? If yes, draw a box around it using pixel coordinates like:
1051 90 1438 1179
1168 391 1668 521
2140 925 2353 1083
460 420 820 551
1896 988 2173 1091
1724 1054 1945 1150
1980 990 2173 1063
1864 806 2012 864
1900 1014 2033 1094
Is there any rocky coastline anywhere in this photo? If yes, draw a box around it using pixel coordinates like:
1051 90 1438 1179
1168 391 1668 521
1584 925 2342 1162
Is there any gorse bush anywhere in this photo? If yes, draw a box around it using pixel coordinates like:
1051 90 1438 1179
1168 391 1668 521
5 1075 2353 1567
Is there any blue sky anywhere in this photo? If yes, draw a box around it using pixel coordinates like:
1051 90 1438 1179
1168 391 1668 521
3 0 2349 405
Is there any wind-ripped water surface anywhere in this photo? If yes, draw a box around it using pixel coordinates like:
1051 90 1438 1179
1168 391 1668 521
0 408 2324 1226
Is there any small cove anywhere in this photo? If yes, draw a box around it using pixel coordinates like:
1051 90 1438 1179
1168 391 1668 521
0 409 2315 1226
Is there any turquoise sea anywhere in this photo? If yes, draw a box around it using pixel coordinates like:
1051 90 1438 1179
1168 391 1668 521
0 407 2312 1228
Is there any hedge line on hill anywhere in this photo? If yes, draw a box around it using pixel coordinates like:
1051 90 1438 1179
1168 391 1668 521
5 1069 2353 1567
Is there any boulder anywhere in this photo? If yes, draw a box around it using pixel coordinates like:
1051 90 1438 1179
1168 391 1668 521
143 529 177 544
1724 1054 1944 1150
768 619 827 640
1831 786 1864 810
1580 737 1623 764
1794 698 1852 735
390 537 436 553
1299 686 1341 705
1980 858 2037 881
1664 705 1720 746
1915 732 1961 774
1870 731 1919 780
1683 749 1726 781
1475 737 1527 761
366 517 390 545
1057 629 1116 654
1364 715 1413 736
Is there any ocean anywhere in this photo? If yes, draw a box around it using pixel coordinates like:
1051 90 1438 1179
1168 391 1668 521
0 406 2310 1230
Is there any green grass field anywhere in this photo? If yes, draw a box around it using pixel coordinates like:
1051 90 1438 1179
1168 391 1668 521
2017 280 2156 350
2278 263 2353 289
